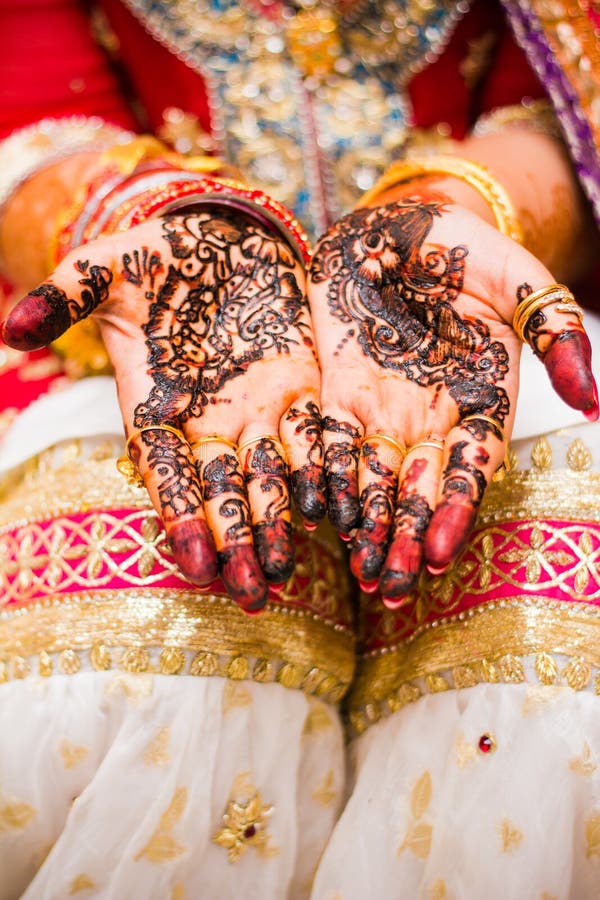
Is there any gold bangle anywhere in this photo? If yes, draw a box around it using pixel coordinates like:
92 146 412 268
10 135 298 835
512 283 583 343
359 154 523 245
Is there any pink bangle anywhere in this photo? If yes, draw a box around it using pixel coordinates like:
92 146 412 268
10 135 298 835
129 176 312 265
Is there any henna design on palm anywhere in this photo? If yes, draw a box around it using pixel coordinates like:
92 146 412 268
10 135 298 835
311 200 510 430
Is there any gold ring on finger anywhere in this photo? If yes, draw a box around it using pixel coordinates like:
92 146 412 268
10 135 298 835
190 434 239 456
512 283 583 343
461 414 506 442
237 434 286 457
360 432 407 462
116 423 186 487
406 438 445 455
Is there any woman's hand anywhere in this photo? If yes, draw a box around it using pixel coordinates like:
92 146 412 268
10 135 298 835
3 210 325 613
308 196 598 606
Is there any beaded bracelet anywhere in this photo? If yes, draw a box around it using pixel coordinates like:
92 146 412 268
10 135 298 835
359 154 523 245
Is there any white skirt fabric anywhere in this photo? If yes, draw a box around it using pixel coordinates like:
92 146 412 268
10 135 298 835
0 673 345 900
312 682 600 900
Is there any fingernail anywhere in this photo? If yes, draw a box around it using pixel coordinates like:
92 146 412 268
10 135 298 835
269 581 288 592
303 521 318 532
584 380 599 422
426 563 449 576
339 532 352 542
382 595 411 610
218 545 269 613
359 579 379 593
169 520 218 586
3 286 71 350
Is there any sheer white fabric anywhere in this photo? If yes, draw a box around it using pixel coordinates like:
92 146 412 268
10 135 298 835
0 674 345 899
312 683 600 900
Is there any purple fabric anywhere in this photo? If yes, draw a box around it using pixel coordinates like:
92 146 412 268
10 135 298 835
501 0 600 223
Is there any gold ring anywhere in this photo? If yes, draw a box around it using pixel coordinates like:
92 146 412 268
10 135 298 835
360 432 407 462
237 434 286 456
116 423 186 486
461 414 506 442
513 283 583 343
406 438 445 455
190 434 238 454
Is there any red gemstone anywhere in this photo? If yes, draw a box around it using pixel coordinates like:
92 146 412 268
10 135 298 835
478 734 495 753
243 824 256 839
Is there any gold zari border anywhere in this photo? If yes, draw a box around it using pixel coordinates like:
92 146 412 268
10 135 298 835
477 469 600 526
0 589 355 703
349 598 600 732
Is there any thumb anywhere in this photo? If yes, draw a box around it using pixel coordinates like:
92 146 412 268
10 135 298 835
2 248 113 351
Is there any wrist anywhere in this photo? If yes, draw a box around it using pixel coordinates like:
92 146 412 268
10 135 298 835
368 174 497 227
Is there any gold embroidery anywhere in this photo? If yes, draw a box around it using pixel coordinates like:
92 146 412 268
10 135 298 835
303 701 334 736
170 884 188 900
428 880 450 900
500 819 523 853
585 813 600 859
454 733 477 768
213 786 278 862
135 787 188 863
59 739 90 770
144 728 171 768
349 601 600 733
530 436 552 472
0 799 36 833
311 770 337 807
223 681 253 712
397 771 433 860
69 875 95 894
104 673 154 705
0 590 354 704
567 438 593 473
477 468 600 527
569 742 597 777
540 894 558 900
534 651 559 685
521 685 562 717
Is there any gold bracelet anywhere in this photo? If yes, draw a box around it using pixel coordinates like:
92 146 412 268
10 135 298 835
359 154 523 245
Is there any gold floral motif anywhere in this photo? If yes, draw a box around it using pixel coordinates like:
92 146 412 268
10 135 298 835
534 651 558 685
397 770 433 860
90 642 112 671
135 787 188 863
530 436 553 472
104 673 154 705
499 818 523 853
159 647 186 675
350 601 600 733
144 727 171 768
0 799 37 833
69 875 96 894
311 770 337 807
61 649 81 675
477 467 600 527
213 788 277 862
567 438 593 472
39 649 53 677
59 739 90 770
562 656 591 691
170 885 188 900
585 813 600 859
569 742 597 777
